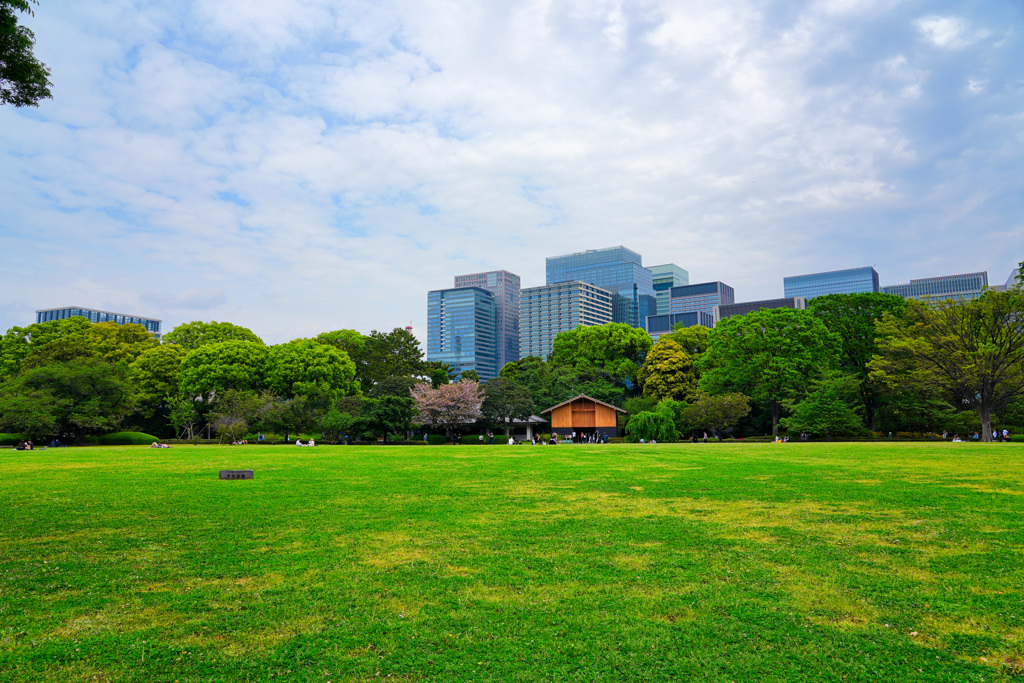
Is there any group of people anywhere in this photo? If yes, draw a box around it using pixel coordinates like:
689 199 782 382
14 440 35 450
945 429 1012 442
295 439 316 447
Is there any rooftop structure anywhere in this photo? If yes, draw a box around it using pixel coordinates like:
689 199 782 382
35 306 162 338
882 272 988 301
783 267 880 300
717 297 807 321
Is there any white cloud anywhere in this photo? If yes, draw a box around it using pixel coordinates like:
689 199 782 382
916 15 990 50
1 0 1022 341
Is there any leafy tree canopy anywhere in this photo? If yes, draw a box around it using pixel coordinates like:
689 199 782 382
266 338 359 405
411 380 484 434
869 288 1024 442
359 396 416 442
128 344 187 418
666 324 710 357
0 317 92 378
551 323 653 386
164 321 263 350
178 340 269 403
0 358 132 442
699 308 840 436
482 376 534 436
0 0 52 107
637 337 697 402
781 373 863 439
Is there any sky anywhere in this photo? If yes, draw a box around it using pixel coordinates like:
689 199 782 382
1 0 1022 344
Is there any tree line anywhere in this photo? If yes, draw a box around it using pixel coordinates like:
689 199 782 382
1 277 1023 444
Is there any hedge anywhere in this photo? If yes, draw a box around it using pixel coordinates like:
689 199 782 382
97 431 161 445
0 433 23 446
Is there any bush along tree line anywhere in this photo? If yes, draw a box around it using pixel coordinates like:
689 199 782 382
1 277 1023 444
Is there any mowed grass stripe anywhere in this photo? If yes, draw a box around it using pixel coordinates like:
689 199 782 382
1 443 1021 682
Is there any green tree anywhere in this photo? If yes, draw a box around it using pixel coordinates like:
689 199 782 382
781 373 863 439
675 391 750 439
809 292 909 430
0 0 52 107
210 389 265 443
357 328 424 393
637 337 697 402
368 375 419 398
128 344 187 419
869 288 1024 442
551 323 653 387
321 408 356 442
700 308 840 436
177 340 269 404
499 356 577 414
625 403 679 443
482 376 534 437
667 324 710 357
359 396 416 442
0 317 92 378
0 359 132 442
163 321 263 350
266 338 359 405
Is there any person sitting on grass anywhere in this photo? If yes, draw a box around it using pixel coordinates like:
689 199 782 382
296 439 302 446
308 438 315 447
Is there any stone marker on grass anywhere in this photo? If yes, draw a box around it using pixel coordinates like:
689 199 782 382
219 470 254 480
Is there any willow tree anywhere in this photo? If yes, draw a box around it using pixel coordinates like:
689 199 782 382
869 287 1024 442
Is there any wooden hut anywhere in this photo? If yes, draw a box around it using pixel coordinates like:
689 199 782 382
541 394 627 438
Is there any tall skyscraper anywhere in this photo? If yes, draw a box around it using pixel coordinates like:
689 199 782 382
668 282 735 321
454 270 520 371
426 287 498 381
648 264 690 315
545 246 657 329
519 281 613 359
882 272 988 300
783 267 880 300
35 306 162 338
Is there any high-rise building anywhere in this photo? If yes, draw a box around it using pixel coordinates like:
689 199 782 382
668 282 735 322
783 267 879 300
426 287 498 381
519 281 613 359
645 311 715 340
882 272 988 301
717 297 807 321
545 246 657 329
1008 265 1022 289
454 270 520 371
35 306 162 338
648 264 690 315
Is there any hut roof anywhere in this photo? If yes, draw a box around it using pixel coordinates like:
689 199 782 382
540 394 627 415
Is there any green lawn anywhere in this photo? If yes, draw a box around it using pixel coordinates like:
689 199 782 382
1 442 1022 682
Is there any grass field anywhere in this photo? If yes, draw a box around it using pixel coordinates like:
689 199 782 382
1 442 1022 682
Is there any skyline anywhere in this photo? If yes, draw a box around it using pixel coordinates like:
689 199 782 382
2 0 1023 344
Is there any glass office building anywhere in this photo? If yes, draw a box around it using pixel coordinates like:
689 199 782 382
35 306 162 338
668 282 735 321
645 311 715 340
882 272 988 301
648 264 690 315
427 287 498 381
783 267 879 300
717 297 806 321
454 270 520 371
545 246 657 329
520 281 613 359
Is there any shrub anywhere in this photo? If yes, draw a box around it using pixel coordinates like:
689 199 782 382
426 434 447 445
97 431 160 445
0 433 23 446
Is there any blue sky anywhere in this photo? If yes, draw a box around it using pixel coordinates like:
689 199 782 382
1 0 1022 343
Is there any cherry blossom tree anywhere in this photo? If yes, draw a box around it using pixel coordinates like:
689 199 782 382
411 380 484 436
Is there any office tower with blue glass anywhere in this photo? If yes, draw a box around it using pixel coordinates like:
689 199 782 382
35 306 162 338
454 270 520 370
519 281 613 358
648 264 690 315
545 246 657 329
784 267 880 300
426 287 498 381
668 282 735 320
882 272 988 301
